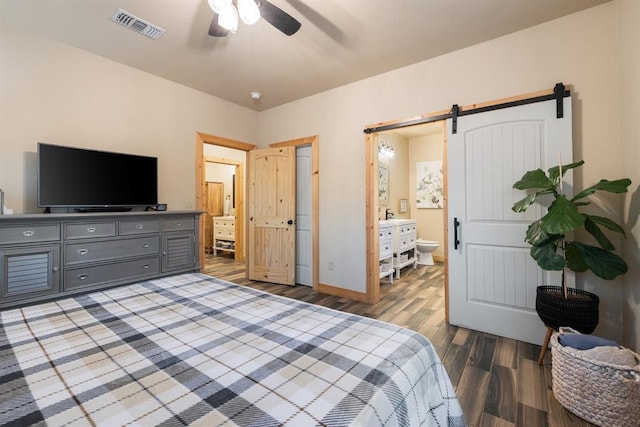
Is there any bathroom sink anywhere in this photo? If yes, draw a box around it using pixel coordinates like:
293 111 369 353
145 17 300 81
379 219 414 225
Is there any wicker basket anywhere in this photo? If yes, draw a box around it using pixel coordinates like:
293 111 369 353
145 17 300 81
551 328 640 426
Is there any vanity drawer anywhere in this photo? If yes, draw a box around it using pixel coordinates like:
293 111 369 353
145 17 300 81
399 236 416 252
64 236 159 265
380 242 393 259
119 219 160 235
0 224 60 244
64 221 116 240
64 257 159 291
162 217 195 232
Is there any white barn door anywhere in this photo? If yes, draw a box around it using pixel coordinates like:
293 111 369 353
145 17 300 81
447 97 572 345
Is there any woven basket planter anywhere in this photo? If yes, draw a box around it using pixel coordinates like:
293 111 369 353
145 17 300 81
536 286 599 334
551 328 640 426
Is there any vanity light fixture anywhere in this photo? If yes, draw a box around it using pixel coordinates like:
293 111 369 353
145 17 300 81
378 141 395 160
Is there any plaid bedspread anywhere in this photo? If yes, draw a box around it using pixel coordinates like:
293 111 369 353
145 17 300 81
1 273 465 426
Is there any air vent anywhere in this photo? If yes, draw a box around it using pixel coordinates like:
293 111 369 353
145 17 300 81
110 9 165 40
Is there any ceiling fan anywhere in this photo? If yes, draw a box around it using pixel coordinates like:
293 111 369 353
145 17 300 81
208 0 301 37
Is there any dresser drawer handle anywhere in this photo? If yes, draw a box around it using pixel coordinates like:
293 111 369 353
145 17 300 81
176 222 182 227
142 242 150 248
23 230 35 237
136 224 144 229
78 274 87 280
87 227 96 233
143 264 150 269
78 249 88 255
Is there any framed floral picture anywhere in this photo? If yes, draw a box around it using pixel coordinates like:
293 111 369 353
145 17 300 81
416 160 443 208
378 163 389 205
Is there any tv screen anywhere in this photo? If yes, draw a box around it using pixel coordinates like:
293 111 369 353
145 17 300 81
38 143 158 210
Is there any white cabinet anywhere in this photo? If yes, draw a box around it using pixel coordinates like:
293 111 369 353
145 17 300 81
390 220 417 279
379 222 394 283
213 216 235 255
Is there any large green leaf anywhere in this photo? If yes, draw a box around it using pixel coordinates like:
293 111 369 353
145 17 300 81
530 241 565 271
588 215 626 237
512 193 537 213
525 221 564 247
513 169 554 191
540 195 585 234
572 178 632 202
564 243 589 272
584 217 614 250
565 242 628 280
548 160 584 185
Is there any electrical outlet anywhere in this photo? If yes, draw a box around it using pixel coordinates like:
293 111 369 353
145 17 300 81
186 202 193 209
328 260 334 270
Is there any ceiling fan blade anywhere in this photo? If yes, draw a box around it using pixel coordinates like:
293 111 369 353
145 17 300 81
259 0 301 36
208 15 229 37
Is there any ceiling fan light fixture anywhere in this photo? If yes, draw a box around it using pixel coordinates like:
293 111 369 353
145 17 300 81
237 0 260 25
218 4 238 32
208 0 232 14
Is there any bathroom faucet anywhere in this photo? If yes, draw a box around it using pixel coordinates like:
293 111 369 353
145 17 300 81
385 208 394 220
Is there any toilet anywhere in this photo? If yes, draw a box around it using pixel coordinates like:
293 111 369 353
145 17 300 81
416 239 439 266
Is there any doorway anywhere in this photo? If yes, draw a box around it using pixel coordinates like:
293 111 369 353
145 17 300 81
195 132 255 268
195 133 319 289
365 84 570 344
364 121 448 305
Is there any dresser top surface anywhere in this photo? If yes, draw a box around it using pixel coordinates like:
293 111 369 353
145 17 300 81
0 211 203 223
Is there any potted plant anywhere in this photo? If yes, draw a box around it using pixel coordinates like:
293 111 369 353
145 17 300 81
512 160 631 334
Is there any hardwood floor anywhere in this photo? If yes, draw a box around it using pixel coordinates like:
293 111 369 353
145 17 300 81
203 253 595 427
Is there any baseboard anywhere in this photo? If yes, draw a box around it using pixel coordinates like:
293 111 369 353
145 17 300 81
316 282 369 303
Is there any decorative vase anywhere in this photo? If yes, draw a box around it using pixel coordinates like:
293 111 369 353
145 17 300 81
535 286 599 334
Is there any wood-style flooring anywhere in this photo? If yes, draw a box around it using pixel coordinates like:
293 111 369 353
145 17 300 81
203 253 595 427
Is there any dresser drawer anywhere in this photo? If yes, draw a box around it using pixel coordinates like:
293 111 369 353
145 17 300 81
64 236 159 265
214 228 235 240
64 221 116 240
162 217 195 232
64 257 159 291
0 224 60 244
119 219 160 235
214 219 235 228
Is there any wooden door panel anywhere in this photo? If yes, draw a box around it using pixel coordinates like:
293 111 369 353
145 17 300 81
248 147 296 285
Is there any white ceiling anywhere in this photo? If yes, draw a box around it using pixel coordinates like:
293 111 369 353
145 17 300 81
1 0 610 111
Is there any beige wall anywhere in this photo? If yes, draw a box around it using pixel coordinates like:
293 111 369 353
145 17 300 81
618 0 640 351
409 133 444 259
258 2 636 346
0 24 258 215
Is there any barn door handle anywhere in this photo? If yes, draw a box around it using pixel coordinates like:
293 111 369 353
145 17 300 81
454 217 461 250
287 219 294 225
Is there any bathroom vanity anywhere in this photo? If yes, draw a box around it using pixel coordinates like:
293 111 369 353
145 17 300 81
380 219 417 279
378 221 394 283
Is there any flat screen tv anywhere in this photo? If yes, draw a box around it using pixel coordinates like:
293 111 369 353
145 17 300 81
37 142 158 211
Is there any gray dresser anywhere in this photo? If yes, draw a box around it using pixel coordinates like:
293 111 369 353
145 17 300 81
0 211 202 309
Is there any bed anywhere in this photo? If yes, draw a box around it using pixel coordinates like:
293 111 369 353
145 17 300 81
1 273 465 426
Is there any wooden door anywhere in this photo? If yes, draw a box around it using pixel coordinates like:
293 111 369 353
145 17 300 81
205 182 224 252
447 97 573 345
247 147 296 285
